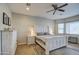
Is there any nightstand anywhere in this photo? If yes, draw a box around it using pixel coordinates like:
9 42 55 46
27 36 35 45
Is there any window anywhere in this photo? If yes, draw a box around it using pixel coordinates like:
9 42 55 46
57 21 79 34
66 23 70 34
58 23 64 34
66 21 79 34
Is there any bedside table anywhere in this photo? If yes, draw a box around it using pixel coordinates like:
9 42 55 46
27 36 35 45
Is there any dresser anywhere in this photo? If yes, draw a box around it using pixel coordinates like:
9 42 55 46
0 30 17 55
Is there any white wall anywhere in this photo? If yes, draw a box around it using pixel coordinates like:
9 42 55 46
12 13 54 45
0 3 12 30
0 3 13 55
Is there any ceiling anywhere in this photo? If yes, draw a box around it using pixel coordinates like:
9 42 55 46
8 3 79 20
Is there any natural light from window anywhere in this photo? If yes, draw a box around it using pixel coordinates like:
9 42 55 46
66 21 79 34
58 21 79 34
58 23 64 34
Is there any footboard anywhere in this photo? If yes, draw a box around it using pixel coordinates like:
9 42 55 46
45 35 67 55
35 35 67 55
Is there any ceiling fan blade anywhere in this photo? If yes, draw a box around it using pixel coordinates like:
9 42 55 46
47 10 54 13
58 9 65 12
58 3 68 8
52 4 56 9
52 4 57 9
53 10 56 15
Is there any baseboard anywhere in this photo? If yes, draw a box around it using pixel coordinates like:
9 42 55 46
17 42 27 45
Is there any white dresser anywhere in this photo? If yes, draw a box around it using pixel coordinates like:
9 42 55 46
0 30 17 55
27 36 35 45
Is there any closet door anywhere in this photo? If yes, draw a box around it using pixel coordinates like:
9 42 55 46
2 31 11 55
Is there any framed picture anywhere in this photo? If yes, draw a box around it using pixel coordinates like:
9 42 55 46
3 12 10 26
8 17 11 26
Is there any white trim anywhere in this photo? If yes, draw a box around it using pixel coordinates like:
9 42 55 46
17 42 27 45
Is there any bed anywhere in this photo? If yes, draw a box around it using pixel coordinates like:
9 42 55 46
35 34 68 55
35 25 68 54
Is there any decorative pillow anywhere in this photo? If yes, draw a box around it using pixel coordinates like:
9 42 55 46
37 32 44 36
44 32 50 35
37 32 50 36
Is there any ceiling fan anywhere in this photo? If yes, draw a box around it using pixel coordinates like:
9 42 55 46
26 3 31 11
47 3 68 15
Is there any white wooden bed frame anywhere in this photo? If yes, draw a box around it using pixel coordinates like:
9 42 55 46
35 35 68 55
35 25 68 55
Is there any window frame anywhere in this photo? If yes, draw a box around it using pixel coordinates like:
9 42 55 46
58 23 65 34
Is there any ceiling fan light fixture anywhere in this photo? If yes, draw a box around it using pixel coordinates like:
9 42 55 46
26 7 30 11
26 3 31 11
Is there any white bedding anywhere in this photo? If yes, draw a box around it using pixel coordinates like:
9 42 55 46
36 35 65 42
36 35 50 42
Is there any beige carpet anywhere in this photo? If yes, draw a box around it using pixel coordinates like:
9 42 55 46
15 44 37 55
15 43 79 55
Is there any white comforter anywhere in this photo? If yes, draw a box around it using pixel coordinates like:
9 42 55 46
36 35 65 42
